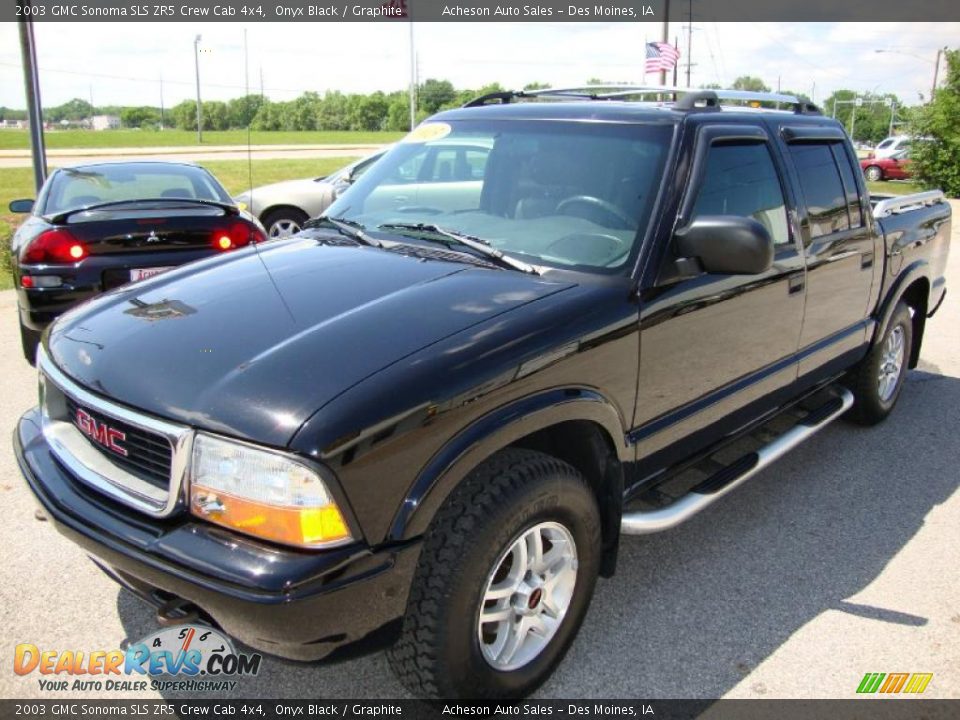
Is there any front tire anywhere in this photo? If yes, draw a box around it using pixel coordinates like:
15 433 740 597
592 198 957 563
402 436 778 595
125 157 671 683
387 448 601 699
847 301 913 425
864 165 884 182
262 207 308 240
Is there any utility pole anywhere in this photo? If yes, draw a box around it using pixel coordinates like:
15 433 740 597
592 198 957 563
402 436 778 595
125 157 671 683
888 100 896 136
18 8 47 192
408 20 417 129
194 34 203 143
685 0 693 87
660 0 670 86
159 74 165 130
931 47 944 100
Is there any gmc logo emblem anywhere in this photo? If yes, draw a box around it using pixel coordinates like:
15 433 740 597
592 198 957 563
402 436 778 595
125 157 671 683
75 408 128 457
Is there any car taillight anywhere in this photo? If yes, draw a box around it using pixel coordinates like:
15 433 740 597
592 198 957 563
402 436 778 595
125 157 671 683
21 228 88 264
211 220 266 251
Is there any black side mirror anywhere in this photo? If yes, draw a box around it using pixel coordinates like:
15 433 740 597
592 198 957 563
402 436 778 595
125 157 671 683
9 199 34 214
674 215 774 275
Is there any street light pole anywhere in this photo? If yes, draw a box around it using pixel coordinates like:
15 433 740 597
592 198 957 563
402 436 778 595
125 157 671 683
18 9 47 193
194 34 203 143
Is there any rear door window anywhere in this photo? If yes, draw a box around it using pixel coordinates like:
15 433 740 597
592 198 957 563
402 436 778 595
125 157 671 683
787 143 850 238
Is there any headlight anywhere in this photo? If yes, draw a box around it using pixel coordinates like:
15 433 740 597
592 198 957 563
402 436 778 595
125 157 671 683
189 433 351 548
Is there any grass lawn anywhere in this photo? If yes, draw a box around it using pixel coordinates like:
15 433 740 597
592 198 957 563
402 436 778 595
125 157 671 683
0 156 359 291
0 172 932 292
0 129 402 151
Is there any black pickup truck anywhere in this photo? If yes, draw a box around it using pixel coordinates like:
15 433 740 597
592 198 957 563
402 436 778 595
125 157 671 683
14 87 951 699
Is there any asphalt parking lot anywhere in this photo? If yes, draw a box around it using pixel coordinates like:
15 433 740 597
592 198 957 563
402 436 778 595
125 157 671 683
1 204 957 701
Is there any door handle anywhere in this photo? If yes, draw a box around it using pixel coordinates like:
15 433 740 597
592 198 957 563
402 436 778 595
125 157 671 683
788 275 805 295
861 251 874 270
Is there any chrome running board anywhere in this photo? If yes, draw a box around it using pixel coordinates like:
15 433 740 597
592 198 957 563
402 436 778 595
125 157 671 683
621 387 854 535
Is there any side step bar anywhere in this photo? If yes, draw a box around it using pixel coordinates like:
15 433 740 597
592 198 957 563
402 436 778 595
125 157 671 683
621 387 854 535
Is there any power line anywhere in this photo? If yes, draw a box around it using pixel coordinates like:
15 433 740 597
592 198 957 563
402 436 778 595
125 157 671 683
0 60 304 95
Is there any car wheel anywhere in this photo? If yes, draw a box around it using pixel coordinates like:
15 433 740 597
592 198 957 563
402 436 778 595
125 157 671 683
846 301 912 425
864 165 884 182
262 208 308 240
20 322 41 366
387 448 601 699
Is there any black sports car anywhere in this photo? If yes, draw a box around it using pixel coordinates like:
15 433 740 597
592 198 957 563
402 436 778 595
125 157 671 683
9 161 267 363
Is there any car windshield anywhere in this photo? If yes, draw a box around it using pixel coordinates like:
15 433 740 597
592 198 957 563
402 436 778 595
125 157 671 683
324 119 673 272
43 163 232 215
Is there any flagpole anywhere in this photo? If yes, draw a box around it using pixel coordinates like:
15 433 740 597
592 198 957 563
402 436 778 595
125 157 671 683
660 0 670 86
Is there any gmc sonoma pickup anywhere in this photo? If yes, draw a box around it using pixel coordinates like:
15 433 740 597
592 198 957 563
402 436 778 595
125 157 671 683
15 87 951 699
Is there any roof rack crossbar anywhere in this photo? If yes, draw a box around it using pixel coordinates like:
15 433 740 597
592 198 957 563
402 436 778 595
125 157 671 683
462 85 821 115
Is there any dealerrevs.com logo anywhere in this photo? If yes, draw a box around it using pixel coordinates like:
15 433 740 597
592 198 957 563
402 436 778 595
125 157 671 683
14 625 261 692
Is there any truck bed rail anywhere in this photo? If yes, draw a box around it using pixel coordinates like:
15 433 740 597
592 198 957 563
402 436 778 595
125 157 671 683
871 190 946 218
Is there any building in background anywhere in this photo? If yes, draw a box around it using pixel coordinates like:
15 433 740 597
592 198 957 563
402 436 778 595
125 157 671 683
91 114 120 130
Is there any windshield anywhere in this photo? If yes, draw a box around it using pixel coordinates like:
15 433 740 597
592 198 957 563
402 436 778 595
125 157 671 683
43 163 232 215
324 119 672 272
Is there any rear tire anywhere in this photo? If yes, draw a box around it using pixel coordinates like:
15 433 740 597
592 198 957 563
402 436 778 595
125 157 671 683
847 301 912 425
262 208 308 240
863 165 884 182
387 448 601 699
19 322 40 366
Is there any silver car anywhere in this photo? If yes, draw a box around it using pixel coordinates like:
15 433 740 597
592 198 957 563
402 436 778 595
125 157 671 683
234 150 387 239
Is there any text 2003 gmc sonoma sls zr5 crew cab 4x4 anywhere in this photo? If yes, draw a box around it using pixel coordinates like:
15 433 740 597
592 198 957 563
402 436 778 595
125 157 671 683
15 86 951 699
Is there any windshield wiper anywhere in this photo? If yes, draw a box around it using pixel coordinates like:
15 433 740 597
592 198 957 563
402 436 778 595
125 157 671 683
304 216 383 248
378 223 539 275
47 197 238 224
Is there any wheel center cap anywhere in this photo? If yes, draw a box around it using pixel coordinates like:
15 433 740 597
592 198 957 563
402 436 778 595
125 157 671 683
528 588 543 610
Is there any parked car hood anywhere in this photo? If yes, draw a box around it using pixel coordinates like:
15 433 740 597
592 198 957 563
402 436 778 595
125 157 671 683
46 235 574 447
244 176 334 197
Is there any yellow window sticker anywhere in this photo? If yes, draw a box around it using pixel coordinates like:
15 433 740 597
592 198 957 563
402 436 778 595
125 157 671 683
402 122 452 143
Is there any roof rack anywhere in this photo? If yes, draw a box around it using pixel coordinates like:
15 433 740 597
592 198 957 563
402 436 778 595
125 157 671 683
463 85 821 115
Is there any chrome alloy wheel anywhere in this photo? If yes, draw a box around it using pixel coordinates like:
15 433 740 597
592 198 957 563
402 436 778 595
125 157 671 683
477 521 578 671
268 218 302 239
878 325 906 402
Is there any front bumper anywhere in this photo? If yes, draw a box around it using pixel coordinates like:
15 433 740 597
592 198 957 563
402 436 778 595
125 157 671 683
14 407 421 662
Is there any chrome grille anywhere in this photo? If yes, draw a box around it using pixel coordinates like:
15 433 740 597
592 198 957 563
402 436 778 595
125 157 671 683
38 348 193 518
63 396 172 489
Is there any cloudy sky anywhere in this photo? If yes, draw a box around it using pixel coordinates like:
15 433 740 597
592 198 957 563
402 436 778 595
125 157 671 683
0 21 956 110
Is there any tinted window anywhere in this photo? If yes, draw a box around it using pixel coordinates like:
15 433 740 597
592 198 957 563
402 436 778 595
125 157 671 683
831 145 863 228
44 163 229 214
691 142 790 245
326 120 672 272
788 143 849 238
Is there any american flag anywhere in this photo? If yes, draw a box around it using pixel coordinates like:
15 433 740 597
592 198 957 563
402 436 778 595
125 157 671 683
645 42 681 74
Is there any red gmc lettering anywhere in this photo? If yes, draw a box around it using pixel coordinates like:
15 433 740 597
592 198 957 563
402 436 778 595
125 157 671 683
75 409 128 456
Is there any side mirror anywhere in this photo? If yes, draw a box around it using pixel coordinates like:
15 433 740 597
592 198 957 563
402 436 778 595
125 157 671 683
674 215 774 275
9 199 34 214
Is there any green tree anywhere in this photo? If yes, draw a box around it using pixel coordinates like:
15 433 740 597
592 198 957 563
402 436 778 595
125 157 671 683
120 106 161 129
316 91 350 131
418 79 456 114
909 48 960 196
203 101 230 131
170 100 198 131
732 76 770 92
227 95 264 128
47 98 94 122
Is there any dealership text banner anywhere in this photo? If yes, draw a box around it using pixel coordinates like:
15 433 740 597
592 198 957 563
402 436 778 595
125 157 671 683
7 0 960 22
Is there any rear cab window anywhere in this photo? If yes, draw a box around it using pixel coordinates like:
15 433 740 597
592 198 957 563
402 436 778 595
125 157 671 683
787 142 861 238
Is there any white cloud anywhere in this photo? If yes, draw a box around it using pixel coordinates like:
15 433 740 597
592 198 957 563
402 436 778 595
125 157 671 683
0 21 956 110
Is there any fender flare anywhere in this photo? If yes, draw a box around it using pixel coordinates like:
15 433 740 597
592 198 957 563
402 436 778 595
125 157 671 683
387 387 630 542
872 260 930 359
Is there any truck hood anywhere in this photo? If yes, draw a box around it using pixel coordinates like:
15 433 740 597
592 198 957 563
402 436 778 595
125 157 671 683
47 235 574 447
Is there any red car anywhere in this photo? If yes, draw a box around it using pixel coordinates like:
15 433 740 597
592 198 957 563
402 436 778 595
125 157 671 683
861 149 913 182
